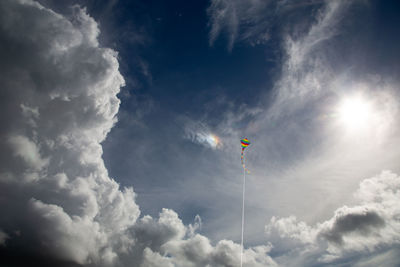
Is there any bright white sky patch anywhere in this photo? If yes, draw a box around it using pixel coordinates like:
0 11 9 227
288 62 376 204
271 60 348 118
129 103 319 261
332 89 398 146
336 94 373 132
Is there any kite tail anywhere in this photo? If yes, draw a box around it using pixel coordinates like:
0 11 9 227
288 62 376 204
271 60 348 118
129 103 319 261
241 148 250 173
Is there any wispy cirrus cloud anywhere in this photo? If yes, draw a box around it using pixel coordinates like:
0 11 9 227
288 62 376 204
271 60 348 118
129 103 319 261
207 0 272 51
207 0 330 51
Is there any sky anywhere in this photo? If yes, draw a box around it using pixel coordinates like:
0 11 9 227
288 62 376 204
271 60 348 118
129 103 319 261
1 0 400 266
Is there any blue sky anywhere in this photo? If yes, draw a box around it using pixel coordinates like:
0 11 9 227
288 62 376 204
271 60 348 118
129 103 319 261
100 0 282 239
101 0 400 242
106 0 400 255
1 0 400 266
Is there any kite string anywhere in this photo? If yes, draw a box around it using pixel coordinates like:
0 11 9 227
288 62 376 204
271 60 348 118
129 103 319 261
240 154 246 267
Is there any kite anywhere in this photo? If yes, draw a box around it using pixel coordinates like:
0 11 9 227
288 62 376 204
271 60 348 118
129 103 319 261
240 138 250 267
240 138 250 173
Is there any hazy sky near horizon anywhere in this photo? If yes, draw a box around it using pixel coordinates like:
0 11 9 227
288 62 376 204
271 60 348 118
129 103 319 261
1 0 400 266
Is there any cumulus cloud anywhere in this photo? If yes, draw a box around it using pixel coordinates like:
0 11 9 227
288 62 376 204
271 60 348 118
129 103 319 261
126 209 276 267
137 219 277 267
0 0 140 265
266 171 400 266
8 135 49 172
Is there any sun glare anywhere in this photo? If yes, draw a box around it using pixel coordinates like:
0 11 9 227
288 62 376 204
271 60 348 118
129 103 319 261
337 95 372 131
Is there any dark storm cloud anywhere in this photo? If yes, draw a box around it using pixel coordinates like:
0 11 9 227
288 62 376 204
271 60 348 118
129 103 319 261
320 210 385 245
0 245 83 267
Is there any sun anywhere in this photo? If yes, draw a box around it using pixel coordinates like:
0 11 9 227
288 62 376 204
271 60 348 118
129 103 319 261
337 94 373 131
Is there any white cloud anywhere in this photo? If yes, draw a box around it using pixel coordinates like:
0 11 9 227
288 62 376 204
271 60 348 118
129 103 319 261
141 247 174 267
0 0 136 265
188 215 202 237
130 209 277 267
265 171 400 266
8 135 49 172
